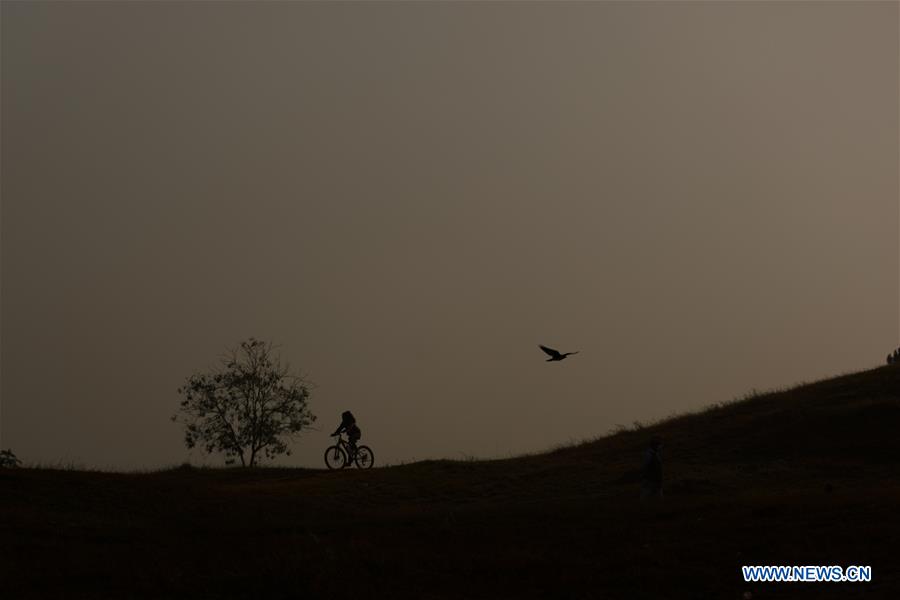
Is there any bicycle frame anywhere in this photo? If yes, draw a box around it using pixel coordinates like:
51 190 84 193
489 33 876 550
325 432 373 470
331 433 357 458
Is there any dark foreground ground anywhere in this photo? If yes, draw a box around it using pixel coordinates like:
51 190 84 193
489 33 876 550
3 366 900 599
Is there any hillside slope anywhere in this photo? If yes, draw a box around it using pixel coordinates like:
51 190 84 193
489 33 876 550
3 366 900 599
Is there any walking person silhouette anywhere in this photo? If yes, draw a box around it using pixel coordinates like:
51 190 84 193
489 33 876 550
640 436 664 501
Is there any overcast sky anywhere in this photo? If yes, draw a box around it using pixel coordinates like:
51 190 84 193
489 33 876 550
2 1 897 469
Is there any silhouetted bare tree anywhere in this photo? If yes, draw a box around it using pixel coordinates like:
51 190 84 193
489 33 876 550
173 338 316 467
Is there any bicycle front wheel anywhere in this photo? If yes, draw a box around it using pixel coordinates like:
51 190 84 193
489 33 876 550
324 445 347 470
354 445 374 469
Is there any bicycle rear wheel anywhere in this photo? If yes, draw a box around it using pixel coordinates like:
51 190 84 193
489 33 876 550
324 445 347 470
354 445 374 469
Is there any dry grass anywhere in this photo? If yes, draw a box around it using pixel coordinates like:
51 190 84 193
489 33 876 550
2 366 900 599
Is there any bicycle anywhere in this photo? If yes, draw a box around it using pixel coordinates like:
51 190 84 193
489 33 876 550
324 433 374 470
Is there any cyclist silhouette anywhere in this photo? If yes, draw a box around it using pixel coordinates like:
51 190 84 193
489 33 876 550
331 411 361 457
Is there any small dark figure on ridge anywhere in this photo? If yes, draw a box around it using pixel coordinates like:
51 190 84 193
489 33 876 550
887 348 900 366
640 436 664 501
331 410 362 458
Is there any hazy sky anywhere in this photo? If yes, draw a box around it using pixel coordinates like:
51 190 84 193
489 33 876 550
2 1 897 470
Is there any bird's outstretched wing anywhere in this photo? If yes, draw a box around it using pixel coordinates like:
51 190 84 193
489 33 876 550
539 345 562 359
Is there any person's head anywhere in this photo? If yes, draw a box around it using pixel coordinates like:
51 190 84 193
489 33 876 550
342 410 354 421
650 435 663 451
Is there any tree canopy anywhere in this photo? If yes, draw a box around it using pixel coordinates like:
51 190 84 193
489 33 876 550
173 338 316 467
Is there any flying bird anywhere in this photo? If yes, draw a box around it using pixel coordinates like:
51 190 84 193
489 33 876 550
539 345 579 362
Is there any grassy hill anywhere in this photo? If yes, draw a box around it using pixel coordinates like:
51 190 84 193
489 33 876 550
3 366 900 599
